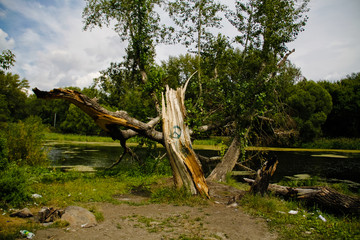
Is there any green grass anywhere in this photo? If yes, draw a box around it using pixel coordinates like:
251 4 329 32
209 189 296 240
150 187 208 206
239 193 360 240
44 132 115 143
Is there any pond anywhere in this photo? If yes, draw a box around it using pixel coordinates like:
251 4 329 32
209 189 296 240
47 143 360 187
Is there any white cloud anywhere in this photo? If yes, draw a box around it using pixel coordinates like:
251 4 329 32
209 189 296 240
0 28 15 49
287 0 360 81
1 0 126 90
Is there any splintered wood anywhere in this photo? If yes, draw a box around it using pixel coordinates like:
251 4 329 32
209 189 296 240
162 85 209 198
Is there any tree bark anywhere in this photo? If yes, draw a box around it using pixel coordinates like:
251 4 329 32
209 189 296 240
162 84 209 197
244 178 360 215
206 136 242 182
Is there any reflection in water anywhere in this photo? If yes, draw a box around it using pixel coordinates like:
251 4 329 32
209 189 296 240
48 144 360 185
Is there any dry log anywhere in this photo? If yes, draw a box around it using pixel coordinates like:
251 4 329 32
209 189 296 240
244 178 360 214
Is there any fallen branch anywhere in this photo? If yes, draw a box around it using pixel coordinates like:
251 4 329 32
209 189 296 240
244 178 360 215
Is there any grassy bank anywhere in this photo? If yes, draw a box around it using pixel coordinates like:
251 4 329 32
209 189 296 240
299 138 360 150
45 132 229 145
46 133 360 151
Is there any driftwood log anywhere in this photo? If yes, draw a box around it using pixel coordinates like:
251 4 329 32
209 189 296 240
244 178 360 214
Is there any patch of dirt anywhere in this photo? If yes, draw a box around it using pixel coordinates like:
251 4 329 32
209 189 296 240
32 180 277 239
34 202 277 240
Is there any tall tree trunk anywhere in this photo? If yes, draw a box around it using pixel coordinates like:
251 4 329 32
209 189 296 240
162 84 209 197
206 136 242 182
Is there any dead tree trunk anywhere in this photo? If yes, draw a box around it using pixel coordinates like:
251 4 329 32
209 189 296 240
162 84 209 197
206 136 241 182
244 178 360 214
33 86 209 197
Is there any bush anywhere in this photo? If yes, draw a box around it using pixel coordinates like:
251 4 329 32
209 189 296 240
0 133 8 170
5 116 48 166
0 164 30 208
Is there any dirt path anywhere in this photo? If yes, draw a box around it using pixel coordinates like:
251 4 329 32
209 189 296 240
34 201 277 240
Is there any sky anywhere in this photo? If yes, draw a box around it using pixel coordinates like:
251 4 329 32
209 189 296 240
0 0 359 91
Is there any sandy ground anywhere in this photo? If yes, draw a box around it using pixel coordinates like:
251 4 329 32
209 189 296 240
33 200 277 240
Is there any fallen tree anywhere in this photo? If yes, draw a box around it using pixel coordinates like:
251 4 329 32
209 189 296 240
33 82 209 198
244 178 360 215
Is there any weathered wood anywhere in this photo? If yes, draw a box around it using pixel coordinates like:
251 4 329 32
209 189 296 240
244 178 360 214
250 157 278 195
33 88 163 144
162 83 209 198
206 136 242 182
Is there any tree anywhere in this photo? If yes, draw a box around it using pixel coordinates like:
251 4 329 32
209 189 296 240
167 0 225 96
0 72 29 122
287 80 332 141
83 0 169 113
34 0 310 197
208 0 310 184
320 73 360 137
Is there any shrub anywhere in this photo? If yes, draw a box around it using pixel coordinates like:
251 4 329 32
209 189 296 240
0 133 8 170
5 116 48 166
0 164 30 208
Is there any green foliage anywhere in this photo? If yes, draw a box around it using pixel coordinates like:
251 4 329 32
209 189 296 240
227 0 309 56
320 73 360 137
0 133 9 170
167 0 225 52
0 71 29 122
5 116 48 166
83 0 165 83
287 80 332 141
0 164 31 208
60 104 101 135
0 49 15 71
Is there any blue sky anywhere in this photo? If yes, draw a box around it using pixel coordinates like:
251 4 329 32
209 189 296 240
0 0 359 90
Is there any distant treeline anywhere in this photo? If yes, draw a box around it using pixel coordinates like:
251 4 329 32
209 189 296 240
1 55 359 144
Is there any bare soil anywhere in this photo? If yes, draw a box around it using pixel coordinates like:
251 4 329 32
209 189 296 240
34 188 278 240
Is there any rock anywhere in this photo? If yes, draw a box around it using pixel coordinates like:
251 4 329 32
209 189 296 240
37 207 64 223
10 208 33 218
61 206 97 228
